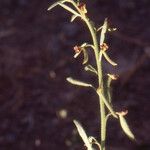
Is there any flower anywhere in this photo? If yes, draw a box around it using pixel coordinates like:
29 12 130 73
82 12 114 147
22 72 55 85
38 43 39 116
77 2 87 14
73 45 82 58
73 45 82 53
116 110 128 116
100 43 109 51
107 74 118 80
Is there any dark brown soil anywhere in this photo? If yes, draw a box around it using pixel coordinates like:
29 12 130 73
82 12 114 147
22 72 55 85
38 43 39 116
0 0 150 150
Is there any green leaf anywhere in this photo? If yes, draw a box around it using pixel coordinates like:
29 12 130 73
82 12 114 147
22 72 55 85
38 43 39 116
70 14 79 22
107 75 112 88
106 76 112 103
97 26 102 32
103 75 112 105
82 49 88 64
47 0 66 11
66 77 92 87
81 43 94 49
48 1 80 16
97 89 117 118
105 113 112 124
88 137 101 150
57 2 79 16
118 114 135 140
81 43 88 47
100 18 108 45
48 1 59 11
103 52 117 66
73 120 93 150
84 65 97 75
74 51 81 58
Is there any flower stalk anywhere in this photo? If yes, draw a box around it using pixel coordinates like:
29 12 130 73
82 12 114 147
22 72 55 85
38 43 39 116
48 1 135 150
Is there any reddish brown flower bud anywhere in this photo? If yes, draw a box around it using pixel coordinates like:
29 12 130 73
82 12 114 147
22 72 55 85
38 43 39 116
107 74 119 80
116 110 128 116
73 45 82 53
100 43 109 51
78 3 87 14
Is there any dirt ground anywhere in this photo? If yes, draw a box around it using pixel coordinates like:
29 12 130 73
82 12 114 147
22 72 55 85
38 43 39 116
0 0 150 150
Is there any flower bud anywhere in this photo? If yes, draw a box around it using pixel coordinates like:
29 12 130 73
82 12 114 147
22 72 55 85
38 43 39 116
107 74 118 80
78 3 87 14
74 45 82 53
100 43 109 51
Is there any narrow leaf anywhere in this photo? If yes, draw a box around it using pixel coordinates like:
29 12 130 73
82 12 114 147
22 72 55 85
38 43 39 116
74 51 81 58
81 43 88 47
105 113 111 125
82 49 88 64
103 52 117 66
88 137 101 150
106 76 112 103
47 0 67 11
118 113 135 140
70 14 79 22
97 89 117 118
81 43 94 49
97 26 102 32
58 2 79 16
47 1 60 11
66 77 92 87
84 65 97 75
107 75 112 88
100 18 108 45
73 120 93 150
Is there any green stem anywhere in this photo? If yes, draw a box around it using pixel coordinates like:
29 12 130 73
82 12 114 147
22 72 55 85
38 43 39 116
70 3 113 149
84 17 106 150
99 95 106 150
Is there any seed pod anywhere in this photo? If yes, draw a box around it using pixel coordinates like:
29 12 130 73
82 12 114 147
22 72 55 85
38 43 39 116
66 77 92 88
117 111 135 140
73 120 93 150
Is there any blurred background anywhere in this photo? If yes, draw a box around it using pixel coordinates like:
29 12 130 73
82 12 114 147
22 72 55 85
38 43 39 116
0 0 150 149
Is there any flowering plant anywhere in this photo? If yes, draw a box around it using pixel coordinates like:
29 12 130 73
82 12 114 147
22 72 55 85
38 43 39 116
48 1 135 150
